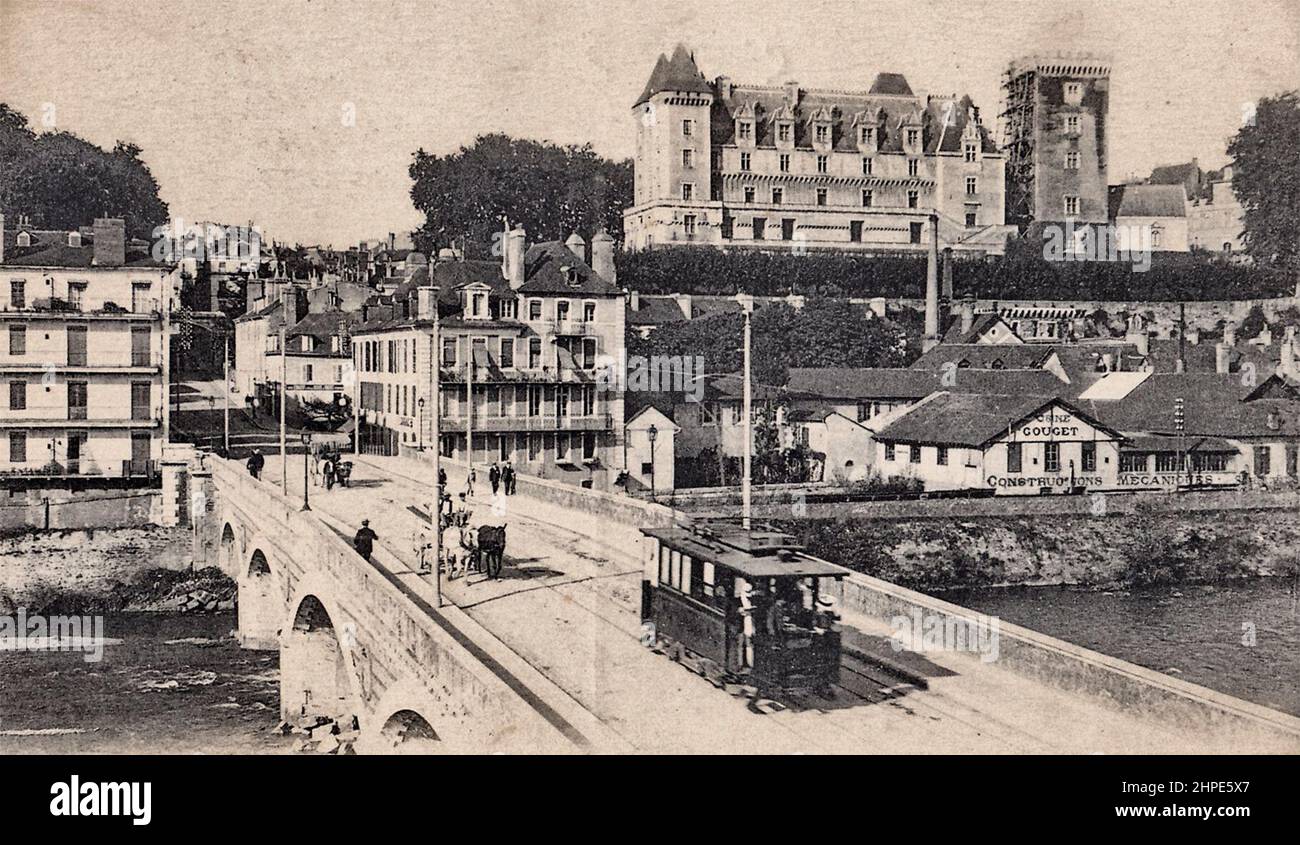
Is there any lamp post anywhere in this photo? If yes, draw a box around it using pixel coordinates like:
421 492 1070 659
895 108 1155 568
647 423 658 501
418 397 425 451
300 432 311 511
737 293 755 529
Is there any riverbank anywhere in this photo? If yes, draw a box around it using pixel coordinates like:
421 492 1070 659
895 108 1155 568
775 508 1300 590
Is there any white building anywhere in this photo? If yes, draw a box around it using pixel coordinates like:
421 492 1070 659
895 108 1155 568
0 216 175 479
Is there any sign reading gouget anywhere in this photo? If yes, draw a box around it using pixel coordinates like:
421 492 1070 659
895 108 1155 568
1018 409 1081 440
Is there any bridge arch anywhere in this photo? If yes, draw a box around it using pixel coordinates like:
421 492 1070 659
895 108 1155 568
237 547 282 650
280 588 364 729
218 523 238 578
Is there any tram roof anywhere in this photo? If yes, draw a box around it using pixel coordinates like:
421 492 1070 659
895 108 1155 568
642 527 847 579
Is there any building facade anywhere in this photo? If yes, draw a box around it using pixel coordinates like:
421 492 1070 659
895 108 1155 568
0 216 174 479
1002 54 1111 228
624 45 1012 255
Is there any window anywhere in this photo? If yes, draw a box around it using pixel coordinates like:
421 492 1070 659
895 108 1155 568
1081 442 1096 472
752 218 766 240
9 380 25 411
556 300 570 322
1064 81 1082 100
778 123 791 142
965 211 977 227
528 338 542 369
781 219 795 241
779 154 790 173
557 386 570 418
1120 452 1147 474
683 214 697 237
441 337 456 366
862 189 873 208
9 431 26 463
1007 442 1022 474
1065 115 1080 134
1195 452 1230 472
527 385 542 416
909 445 921 464
907 190 919 209
1254 445 1271 476
817 154 828 173
131 382 150 421
1065 151 1079 170
528 300 542 320
66 326 87 367
682 149 694 168
681 183 694 201
906 128 919 147
582 301 595 322
862 157 873 175
909 221 922 243
681 119 693 136
965 142 977 163
581 337 597 369
908 159 919 177
9 325 24 355
885 443 895 462
1155 452 1179 473
816 188 827 206
771 187 783 205
966 176 977 196
1064 195 1080 216
860 127 875 146
815 125 828 144
67 381 87 421
850 221 863 242
304 363 314 384
740 152 751 172
937 446 949 466
471 292 486 317
743 186 755 203
68 282 87 311
1288 445 1298 477
737 121 752 140
1044 442 1060 473
9 280 24 309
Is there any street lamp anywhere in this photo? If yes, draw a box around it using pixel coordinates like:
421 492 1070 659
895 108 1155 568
300 432 311 511
647 423 658 501
418 397 425 451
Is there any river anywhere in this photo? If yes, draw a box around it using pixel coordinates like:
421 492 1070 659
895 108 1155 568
941 577 1300 718
0 611 292 754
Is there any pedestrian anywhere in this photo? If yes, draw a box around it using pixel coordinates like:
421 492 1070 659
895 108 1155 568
247 449 264 480
489 462 500 496
353 519 378 562
503 461 516 495
465 466 476 498
414 525 433 574
323 456 335 491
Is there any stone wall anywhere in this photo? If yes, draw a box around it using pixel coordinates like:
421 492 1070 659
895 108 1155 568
0 489 160 531
0 525 192 605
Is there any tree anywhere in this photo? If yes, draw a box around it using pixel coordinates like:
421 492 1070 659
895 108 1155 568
408 133 632 257
1228 91 1300 268
0 103 168 238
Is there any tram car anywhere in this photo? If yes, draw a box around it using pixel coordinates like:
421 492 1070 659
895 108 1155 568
640 523 847 692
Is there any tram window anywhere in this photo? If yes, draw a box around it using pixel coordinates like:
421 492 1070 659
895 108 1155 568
659 546 671 586
670 550 684 591
689 558 707 599
702 561 715 598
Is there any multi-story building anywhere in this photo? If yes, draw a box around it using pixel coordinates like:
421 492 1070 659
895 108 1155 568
1002 53 1111 229
352 227 627 488
624 44 1012 255
1189 166 1246 255
0 216 174 479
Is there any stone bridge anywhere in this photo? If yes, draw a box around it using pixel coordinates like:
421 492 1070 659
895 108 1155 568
191 456 599 754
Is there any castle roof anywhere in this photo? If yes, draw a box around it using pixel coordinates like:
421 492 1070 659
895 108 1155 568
634 43 713 106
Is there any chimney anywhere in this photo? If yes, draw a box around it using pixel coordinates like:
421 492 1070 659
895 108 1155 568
92 217 126 267
1215 343 1230 374
628 289 640 311
868 297 887 319
716 75 733 99
281 284 301 327
923 216 940 351
565 232 587 265
1101 352 1114 372
1134 331 1150 357
1223 323 1237 347
672 292 692 319
784 80 800 104
389 232 396 251
591 229 615 283
507 226 526 290
416 286 436 319
960 299 974 336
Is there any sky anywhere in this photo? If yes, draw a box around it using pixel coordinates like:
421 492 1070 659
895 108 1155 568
1 0 1296 246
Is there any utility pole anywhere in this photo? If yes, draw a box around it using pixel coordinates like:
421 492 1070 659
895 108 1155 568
223 335 230 456
431 297 443 606
466 348 474 477
738 293 754 529
280 326 287 495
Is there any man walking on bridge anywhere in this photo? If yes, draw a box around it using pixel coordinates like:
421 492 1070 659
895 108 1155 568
247 449 265 480
353 519 378 562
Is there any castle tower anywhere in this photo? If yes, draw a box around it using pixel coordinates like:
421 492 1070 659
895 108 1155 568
1001 53 1111 229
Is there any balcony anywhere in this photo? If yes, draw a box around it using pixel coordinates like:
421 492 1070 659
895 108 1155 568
0 296 162 319
439 364 597 384
439 413 612 433
0 353 163 373
546 318 599 336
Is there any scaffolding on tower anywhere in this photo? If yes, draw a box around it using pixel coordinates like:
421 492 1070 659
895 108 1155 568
1000 64 1037 232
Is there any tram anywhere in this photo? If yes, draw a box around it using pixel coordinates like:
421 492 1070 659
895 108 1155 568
640 522 847 692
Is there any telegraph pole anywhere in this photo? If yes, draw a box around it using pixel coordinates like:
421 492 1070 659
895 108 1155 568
431 294 443 605
738 293 754 529
222 335 230 456
280 326 288 494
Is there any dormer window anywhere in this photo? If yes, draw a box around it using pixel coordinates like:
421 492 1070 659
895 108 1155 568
859 126 876 149
68 232 81 247
964 142 977 163
777 122 792 143
1065 115 1080 134
737 121 753 141
906 128 920 148
1064 81 1083 104
814 124 829 144
471 292 486 317
16 232 30 248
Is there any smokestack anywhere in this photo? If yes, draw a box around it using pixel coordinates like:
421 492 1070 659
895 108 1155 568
1177 303 1186 374
960 298 974 336
923 215 940 351
1215 343 1230 374
942 248 954 301
507 226 526 290
92 218 126 267
591 229 616 283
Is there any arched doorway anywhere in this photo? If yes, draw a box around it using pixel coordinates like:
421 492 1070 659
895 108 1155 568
238 549 280 650
280 595 357 726
379 709 442 754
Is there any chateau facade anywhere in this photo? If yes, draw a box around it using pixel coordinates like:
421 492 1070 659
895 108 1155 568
623 45 1013 256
